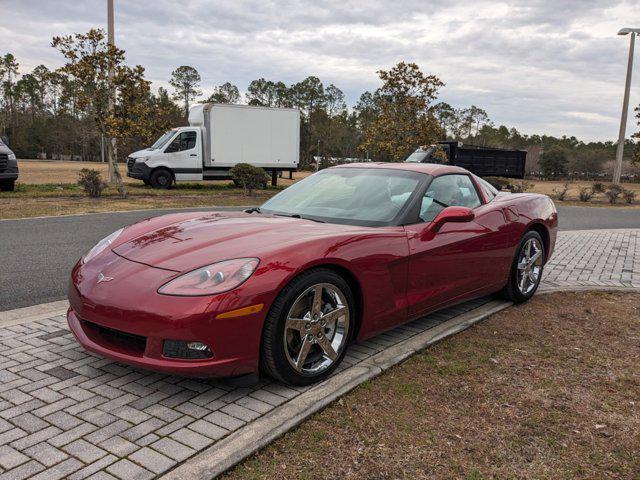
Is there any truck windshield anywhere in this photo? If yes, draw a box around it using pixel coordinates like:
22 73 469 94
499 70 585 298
260 167 425 227
405 147 434 163
151 131 176 150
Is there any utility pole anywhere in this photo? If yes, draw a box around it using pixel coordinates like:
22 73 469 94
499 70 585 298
106 0 125 195
613 28 639 184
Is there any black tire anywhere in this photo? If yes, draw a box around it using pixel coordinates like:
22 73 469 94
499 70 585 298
149 169 173 189
142 179 151 186
261 268 355 386
502 230 545 303
0 180 15 192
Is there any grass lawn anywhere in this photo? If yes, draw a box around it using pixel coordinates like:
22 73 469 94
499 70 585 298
527 179 640 207
224 291 640 480
3 160 638 219
1 160 314 219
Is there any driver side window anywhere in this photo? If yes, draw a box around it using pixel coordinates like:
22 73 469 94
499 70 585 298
165 131 197 153
419 174 481 222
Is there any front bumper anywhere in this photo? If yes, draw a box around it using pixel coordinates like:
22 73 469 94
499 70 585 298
67 308 245 377
126 159 152 181
67 251 270 378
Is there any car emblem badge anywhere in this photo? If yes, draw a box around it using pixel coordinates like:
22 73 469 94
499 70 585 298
97 272 114 284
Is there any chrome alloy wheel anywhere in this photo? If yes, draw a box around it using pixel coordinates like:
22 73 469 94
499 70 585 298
517 237 543 295
283 283 350 375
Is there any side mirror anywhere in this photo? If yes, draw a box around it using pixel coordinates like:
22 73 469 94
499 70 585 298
422 206 474 238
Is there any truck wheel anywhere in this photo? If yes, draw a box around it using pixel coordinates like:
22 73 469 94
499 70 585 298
149 169 173 189
143 179 151 186
0 180 15 192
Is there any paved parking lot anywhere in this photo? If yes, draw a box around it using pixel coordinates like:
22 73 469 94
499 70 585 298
0 229 638 479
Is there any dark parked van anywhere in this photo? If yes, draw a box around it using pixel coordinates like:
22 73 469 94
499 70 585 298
406 141 527 179
0 136 18 191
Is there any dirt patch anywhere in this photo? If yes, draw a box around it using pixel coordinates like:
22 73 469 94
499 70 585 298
224 292 640 480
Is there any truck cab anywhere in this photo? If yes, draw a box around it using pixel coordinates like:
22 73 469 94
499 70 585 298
127 126 203 188
0 136 19 192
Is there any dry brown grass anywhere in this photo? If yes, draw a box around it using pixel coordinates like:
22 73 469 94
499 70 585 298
0 192 273 219
224 291 640 480
16 160 310 186
527 179 640 206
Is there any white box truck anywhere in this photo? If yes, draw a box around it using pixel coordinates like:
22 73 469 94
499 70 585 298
126 103 300 188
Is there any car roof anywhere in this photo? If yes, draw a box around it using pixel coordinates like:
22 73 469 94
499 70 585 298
334 162 470 176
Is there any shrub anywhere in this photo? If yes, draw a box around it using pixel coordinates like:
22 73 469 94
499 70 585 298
605 184 623 204
77 168 107 198
510 180 534 193
592 182 605 194
622 189 636 204
484 176 510 191
552 182 571 201
578 187 594 202
230 163 269 196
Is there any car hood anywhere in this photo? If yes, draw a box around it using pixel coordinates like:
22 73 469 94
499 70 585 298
112 211 360 272
129 148 159 158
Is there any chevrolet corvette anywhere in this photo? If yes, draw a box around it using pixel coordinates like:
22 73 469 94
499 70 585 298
67 163 557 386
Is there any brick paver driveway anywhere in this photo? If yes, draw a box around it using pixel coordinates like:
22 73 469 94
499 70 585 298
0 229 638 480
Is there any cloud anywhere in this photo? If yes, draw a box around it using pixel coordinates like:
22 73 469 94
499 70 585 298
1 0 638 141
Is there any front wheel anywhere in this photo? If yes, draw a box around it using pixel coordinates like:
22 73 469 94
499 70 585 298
149 169 173 189
261 269 354 386
0 180 15 192
502 230 545 303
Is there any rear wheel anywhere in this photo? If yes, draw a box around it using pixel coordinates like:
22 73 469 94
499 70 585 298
149 169 173 189
502 230 545 303
261 269 354 386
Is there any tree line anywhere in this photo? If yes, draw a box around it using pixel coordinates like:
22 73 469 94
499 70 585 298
1 28 638 180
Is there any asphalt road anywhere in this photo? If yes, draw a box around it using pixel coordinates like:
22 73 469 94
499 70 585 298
1 204 637 312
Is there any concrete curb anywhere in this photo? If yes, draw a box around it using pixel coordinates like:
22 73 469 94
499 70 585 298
0 205 253 222
161 299 512 480
538 285 640 294
0 300 68 327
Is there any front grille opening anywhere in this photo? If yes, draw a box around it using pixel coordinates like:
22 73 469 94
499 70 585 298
83 321 147 356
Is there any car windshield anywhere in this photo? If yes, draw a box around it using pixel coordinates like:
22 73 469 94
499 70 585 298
261 167 426 226
151 130 176 150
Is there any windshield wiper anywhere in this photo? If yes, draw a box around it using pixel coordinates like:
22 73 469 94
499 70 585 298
274 213 325 223
244 207 262 214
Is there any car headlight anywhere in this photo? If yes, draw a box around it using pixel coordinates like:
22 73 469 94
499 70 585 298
8 153 16 160
158 258 259 296
136 156 149 163
82 228 124 264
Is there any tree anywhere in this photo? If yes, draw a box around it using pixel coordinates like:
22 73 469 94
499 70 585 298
360 61 444 162
207 82 240 104
52 28 160 196
246 78 277 106
169 65 201 121
539 145 569 177
0 53 19 136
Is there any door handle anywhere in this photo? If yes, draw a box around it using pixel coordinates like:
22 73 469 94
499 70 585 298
190 154 197 157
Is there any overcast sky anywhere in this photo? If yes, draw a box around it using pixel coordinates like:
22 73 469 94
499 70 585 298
2 0 639 141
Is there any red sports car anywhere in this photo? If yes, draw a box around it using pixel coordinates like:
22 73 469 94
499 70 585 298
68 163 557 385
